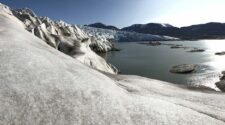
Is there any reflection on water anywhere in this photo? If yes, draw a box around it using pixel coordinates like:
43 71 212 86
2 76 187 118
102 40 225 90
203 40 225 71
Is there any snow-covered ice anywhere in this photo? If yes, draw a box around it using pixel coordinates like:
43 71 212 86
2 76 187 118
0 3 225 125
12 6 117 74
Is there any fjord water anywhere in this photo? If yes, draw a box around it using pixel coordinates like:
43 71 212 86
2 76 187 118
101 40 225 90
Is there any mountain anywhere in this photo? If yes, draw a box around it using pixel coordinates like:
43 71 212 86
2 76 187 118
87 22 119 30
122 22 225 40
180 22 225 39
122 23 175 33
122 23 179 37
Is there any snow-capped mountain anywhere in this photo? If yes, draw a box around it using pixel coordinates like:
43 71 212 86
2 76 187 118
122 23 178 37
11 6 117 74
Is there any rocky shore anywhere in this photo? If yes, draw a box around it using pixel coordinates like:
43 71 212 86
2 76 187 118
215 51 225 55
215 71 225 92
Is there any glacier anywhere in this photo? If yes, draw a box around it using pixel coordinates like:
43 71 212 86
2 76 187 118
80 25 177 43
11 7 117 74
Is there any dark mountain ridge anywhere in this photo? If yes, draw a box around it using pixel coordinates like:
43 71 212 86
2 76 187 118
122 22 225 40
88 22 225 40
87 22 119 30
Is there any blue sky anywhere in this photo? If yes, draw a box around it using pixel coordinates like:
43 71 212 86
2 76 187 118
1 0 225 28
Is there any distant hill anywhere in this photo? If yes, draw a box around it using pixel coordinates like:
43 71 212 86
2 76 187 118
87 22 225 40
180 22 225 39
122 22 225 40
87 23 119 30
122 23 179 38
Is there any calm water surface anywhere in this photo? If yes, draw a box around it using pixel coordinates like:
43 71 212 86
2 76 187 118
101 40 225 90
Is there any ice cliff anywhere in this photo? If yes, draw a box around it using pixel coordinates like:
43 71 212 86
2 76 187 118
11 7 117 74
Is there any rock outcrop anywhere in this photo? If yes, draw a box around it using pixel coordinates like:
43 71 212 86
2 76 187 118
215 71 225 92
188 49 205 52
141 41 162 46
170 64 197 74
216 81 225 92
215 51 225 55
